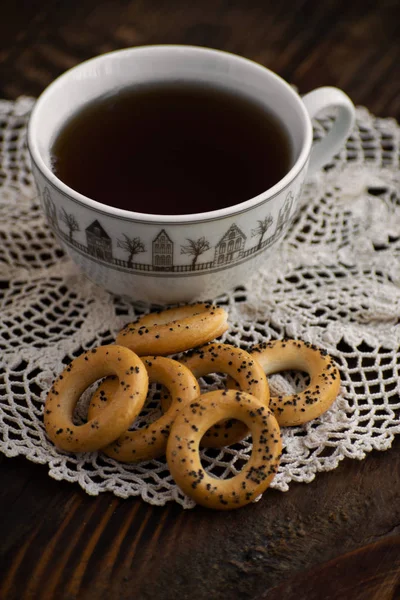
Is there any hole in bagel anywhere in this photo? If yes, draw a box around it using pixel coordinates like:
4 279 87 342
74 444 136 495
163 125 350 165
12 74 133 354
267 370 310 397
198 373 227 391
200 433 252 480
78 379 164 429
227 369 310 400
73 380 101 425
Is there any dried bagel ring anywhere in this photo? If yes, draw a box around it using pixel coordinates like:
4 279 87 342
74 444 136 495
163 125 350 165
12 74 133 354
247 339 341 426
87 356 200 462
115 302 228 356
167 389 282 510
176 343 269 447
44 345 148 452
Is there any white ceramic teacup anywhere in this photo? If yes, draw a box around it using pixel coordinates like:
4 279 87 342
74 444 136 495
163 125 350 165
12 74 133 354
28 45 355 305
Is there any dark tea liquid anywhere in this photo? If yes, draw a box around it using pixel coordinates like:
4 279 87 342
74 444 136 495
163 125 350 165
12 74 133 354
51 82 292 215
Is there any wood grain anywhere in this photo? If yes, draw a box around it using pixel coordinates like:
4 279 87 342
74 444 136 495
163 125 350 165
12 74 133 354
1 1 400 598
1 436 400 600
263 536 400 600
0 0 399 118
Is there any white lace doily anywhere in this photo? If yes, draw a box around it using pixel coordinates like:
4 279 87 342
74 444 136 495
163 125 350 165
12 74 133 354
1 97 400 509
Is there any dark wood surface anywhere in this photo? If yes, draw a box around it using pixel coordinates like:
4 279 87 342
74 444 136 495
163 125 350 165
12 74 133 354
1 1 400 599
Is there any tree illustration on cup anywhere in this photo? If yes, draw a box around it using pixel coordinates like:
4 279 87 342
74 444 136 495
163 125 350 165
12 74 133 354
59 208 80 241
251 214 274 249
43 187 52 207
180 236 211 268
117 234 146 267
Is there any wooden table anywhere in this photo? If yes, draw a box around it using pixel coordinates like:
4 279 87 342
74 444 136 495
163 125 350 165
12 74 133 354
1 1 400 599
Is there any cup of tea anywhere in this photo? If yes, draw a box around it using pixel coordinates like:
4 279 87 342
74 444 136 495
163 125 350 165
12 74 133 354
28 45 355 305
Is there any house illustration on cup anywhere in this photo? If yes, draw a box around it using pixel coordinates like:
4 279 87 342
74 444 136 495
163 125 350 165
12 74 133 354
214 223 246 265
86 220 113 261
153 229 173 270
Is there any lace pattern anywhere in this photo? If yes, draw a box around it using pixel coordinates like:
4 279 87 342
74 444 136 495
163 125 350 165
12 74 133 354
1 97 399 508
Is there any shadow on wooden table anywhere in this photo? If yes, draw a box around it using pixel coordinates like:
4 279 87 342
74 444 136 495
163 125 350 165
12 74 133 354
263 535 400 600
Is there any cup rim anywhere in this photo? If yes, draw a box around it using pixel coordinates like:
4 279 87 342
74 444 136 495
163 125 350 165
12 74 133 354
28 44 312 224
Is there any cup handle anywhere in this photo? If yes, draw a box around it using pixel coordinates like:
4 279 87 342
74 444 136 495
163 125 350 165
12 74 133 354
302 87 355 175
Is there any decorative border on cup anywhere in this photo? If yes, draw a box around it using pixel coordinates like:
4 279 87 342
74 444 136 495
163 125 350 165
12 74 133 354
41 185 296 277
55 222 288 278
